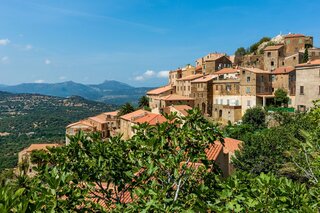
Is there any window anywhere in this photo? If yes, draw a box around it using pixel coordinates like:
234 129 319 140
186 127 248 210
247 76 250 82
261 76 264 82
267 52 271 57
235 100 239 106
300 86 304 95
227 99 230 105
220 99 223 104
293 56 296 60
226 84 231 91
282 61 285 66
188 86 190 91
272 75 275 82
246 87 251 94
242 70 245 75
247 100 251 106
271 61 274 66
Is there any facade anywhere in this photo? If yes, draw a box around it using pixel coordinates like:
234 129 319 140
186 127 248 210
66 120 95 145
196 53 232 74
162 105 192 117
147 85 174 112
156 94 195 109
176 74 203 97
18 144 60 176
191 74 216 116
284 34 313 56
263 45 285 71
295 59 320 111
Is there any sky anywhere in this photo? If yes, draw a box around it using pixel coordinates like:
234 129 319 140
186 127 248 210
0 0 319 87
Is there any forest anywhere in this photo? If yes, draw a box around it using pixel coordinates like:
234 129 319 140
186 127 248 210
0 92 116 171
1 100 320 212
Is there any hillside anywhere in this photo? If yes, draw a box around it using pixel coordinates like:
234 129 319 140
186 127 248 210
0 91 117 171
0 80 153 105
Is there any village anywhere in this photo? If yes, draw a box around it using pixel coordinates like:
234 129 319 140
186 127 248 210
18 33 320 179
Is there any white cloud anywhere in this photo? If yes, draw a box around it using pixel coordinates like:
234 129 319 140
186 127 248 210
0 39 10 46
44 59 51 65
157 70 169 78
134 70 170 81
34 79 45 83
25 44 33 50
1 56 9 64
134 76 144 81
144 70 155 77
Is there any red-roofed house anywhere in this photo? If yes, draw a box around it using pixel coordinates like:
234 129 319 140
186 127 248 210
147 85 174 112
206 137 242 177
162 105 192 117
196 53 232 74
284 33 313 56
18 143 60 176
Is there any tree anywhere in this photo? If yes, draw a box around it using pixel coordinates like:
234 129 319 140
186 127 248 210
118 102 135 116
242 107 266 129
138 96 149 108
235 47 247 57
274 88 289 107
303 47 309 63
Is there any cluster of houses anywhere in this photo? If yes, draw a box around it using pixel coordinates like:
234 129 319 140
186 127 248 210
148 33 320 124
18 32 320 182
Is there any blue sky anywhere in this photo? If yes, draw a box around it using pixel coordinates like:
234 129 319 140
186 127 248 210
0 0 319 87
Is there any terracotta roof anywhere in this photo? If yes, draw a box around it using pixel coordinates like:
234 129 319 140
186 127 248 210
89 114 108 123
191 74 217 83
215 68 240 75
272 66 295 74
264 45 284 51
160 94 194 101
25 143 60 152
296 59 320 67
171 105 192 116
205 138 242 160
241 67 270 74
66 120 94 128
196 66 202 71
120 109 151 121
103 111 119 117
284 33 305 38
134 113 167 125
177 74 203 81
203 53 226 61
147 85 173 95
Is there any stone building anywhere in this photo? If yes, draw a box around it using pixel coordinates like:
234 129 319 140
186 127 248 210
307 48 320 60
240 54 264 70
147 85 174 112
284 34 313 56
263 45 285 71
162 105 192 117
191 74 216 116
270 66 296 106
18 144 60 176
212 68 242 124
176 74 203 97
156 94 195 109
196 53 232 74
295 59 320 111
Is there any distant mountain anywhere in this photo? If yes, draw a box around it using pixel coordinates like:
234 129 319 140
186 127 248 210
0 91 116 171
0 80 154 105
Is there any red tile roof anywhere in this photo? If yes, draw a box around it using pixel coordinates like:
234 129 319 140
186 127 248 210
147 85 173 95
160 94 194 101
25 144 60 152
264 45 284 51
215 68 240 75
284 33 305 38
272 66 295 74
66 120 94 128
176 74 203 81
241 67 270 74
205 138 242 160
171 105 192 116
196 66 202 71
120 109 151 121
134 113 167 125
296 59 320 67
191 74 217 83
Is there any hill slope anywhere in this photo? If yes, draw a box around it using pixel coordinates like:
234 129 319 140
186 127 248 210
0 80 153 105
0 91 117 171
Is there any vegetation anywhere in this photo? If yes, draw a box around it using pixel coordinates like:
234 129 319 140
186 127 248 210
1 104 320 211
235 36 271 56
303 47 309 63
235 47 247 57
0 92 116 171
242 107 266 129
138 95 149 109
117 102 135 116
274 88 290 107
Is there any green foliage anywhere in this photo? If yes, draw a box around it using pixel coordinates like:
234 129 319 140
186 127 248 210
118 102 135 116
303 47 309 63
274 88 290 107
235 47 247 57
249 37 271 54
242 107 266 129
138 95 149 108
210 172 320 212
